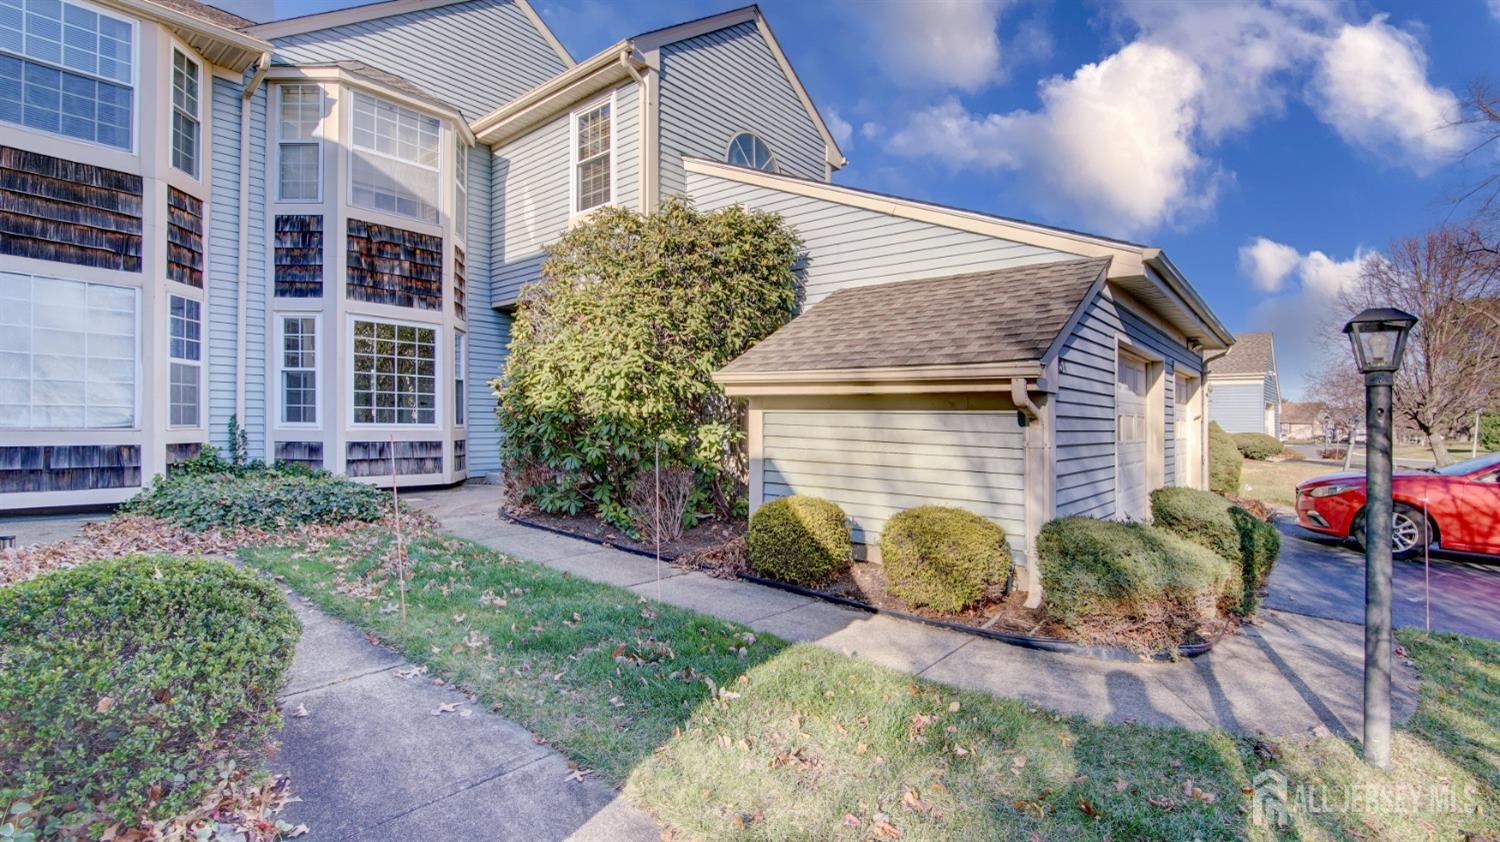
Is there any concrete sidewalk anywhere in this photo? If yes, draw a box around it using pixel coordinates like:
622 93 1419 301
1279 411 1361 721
270 589 660 842
418 483 1419 741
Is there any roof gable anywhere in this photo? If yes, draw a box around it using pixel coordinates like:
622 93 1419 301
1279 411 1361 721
1208 332 1277 377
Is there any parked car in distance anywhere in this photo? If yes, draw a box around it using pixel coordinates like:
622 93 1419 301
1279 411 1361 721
1295 452 1500 558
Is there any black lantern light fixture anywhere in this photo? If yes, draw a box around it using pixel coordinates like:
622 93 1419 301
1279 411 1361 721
1342 306 1417 771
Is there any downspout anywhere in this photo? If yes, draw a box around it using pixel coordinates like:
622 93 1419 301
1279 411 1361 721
234 53 270 435
617 45 652 212
1010 376 1041 420
1011 377 1047 607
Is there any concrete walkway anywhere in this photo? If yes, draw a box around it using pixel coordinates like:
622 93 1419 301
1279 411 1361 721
414 482 1419 741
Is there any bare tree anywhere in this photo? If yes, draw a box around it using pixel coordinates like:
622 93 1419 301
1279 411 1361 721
1341 226 1500 466
1307 359 1364 468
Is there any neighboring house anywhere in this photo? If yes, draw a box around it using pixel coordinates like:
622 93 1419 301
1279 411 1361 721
0 0 840 508
1207 331 1281 437
706 169 1233 597
1280 400 1332 441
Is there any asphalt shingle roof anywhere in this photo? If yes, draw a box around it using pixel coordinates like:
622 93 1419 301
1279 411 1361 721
149 0 257 29
719 257 1110 375
1208 331 1276 376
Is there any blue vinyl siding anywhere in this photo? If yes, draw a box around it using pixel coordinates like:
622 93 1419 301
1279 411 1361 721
657 21 826 197
1209 380 1270 435
245 84 268 460
614 83 640 212
207 76 241 451
464 144 506 473
268 0 567 119
1054 290 1203 518
490 111 567 307
685 172 1071 307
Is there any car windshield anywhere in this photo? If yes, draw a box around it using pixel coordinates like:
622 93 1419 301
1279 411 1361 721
1433 451 1500 477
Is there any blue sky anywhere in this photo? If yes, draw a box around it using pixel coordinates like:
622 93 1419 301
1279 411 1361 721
235 0 1500 398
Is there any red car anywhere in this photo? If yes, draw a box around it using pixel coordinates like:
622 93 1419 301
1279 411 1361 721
1295 452 1500 558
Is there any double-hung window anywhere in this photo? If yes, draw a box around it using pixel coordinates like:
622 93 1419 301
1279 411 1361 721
572 98 611 213
277 84 321 201
0 0 135 150
0 272 135 429
453 140 467 239
279 315 317 424
352 319 436 425
170 48 197 175
167 295 200 427
349 90 440 224
453 331 465 426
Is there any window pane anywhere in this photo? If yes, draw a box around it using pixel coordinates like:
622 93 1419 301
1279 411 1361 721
577 155 609 211
280 316 316 424
169 295 200 361
170 361 198 426
0 0 132 148
278 84 320 141
279 142 319 200
351 147 438 223
577 103 609 159
351 320 436 425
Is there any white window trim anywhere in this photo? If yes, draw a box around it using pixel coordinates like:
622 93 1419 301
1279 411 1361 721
724 131 778 174
453 330 465 428
167 292 202 430
345 314 443 430
346 87 443 223
0 0 140 154
169 45 200 177
452 136 468 244
274 312 321 429
568 90 616 217
275 82 323 204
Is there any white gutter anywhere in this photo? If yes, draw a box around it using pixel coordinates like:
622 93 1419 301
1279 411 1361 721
234 53 271 430
1010 377 1043 421
616 48 655 212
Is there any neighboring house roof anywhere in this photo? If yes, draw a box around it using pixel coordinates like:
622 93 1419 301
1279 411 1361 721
1281 401 1328 425
469 4 846 170
1208 331 1276 377
716 257 1110 381
687 158 1233 350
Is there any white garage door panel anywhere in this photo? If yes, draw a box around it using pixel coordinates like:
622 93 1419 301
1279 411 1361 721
1116 355 1149 520
762 410 1026 548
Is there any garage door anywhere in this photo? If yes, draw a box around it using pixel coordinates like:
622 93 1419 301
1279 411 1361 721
1174 373 1191 487
761 410 1026 549
1116 356 1149 520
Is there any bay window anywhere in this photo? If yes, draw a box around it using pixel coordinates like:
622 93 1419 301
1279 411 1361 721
572 98 610 212
168 294 199 426
453 331 464 426
352 318 436 425
279 315 317 424
453 139 467 239
0 272 135 429
170 48 197 175
0 0 134 150
349 90 440 224
277 83 321 201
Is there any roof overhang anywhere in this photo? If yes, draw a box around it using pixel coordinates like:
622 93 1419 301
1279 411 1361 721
265 64 474 144
471 42 639 146
714 362 1046 397
110 0 270 71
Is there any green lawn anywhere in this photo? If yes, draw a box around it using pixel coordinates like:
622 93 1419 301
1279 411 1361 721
243 528 1500 841
1239 459 1334 507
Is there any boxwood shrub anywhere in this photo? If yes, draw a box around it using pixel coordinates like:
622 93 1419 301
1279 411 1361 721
1209 422 1243 496
122 468 387 531
0 556 299 828
747 495 853 586
880 506 1011 613
1232 432 1284 461
1037 517 1237 648
1150 486 1281 615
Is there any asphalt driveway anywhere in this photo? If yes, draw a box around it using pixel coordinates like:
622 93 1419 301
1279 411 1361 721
1265 518 1500 641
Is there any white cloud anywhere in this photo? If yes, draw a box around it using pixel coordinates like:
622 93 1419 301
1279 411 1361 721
1307 16 1467 172
1241 239 1371 396
825 109 853 149
1239 237 1303 293
1490 0 1500 23
889 43 1219 236
870 0 1008 91
859 121 882 142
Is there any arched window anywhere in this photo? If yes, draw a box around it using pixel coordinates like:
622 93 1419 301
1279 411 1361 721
726 133 778 172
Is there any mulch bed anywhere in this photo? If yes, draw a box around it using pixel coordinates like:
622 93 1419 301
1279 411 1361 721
503 508 746 559
818 561 1070 639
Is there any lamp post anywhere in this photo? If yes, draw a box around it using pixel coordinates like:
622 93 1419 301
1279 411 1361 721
1342 307 1418 770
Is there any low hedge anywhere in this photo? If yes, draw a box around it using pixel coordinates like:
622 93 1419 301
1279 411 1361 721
747 495 853 586
1232 432 1283 461
1150 487 1281 615
0 557 299 829
122 467 387 531
881 507 1011 613
1209 422 1243 496
1037 517 1237 650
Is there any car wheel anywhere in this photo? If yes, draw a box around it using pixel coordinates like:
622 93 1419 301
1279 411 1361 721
1351 504 1435 559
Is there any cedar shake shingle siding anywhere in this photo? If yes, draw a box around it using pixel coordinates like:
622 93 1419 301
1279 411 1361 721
275 214 324 297
275 441 324 469
346 218 443 310
0 146 143 272
0 445 141 493
166 187 204 287
454 245 466 320
346 440 443 477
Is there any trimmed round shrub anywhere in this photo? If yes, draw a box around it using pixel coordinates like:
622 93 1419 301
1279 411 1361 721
1037 517 1237 648
122 470 387 531
880 507 1011 613
1232 432 1283 461
0 556 300 826
747 495 853 586
1150 486 1282 615
1209 422 1243 496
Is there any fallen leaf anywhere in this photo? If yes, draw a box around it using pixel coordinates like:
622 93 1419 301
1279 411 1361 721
288 703 309 718
286 825 309 838
1113 778 1129 793
948 701 961 713
842 814 861 827
902 789 930 813
872 819 902 839
1077 797 1101 818
431 702 461 716
95 696 115 713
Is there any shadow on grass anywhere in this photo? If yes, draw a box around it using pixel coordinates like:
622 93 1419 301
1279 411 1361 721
243 528 1500 841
